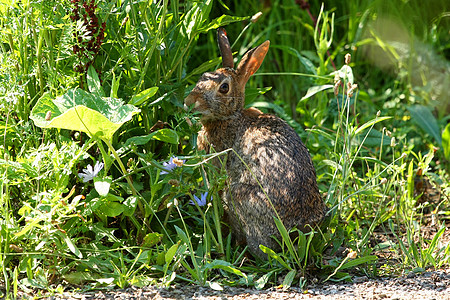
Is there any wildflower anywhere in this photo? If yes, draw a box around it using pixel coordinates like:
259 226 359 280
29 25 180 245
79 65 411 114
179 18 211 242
78 161 104 182
189 192 210 207
161 156 185 174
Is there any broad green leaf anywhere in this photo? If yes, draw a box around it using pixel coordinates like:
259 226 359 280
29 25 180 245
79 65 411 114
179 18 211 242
123 196 138 216
129 87 159 106
255 270 275 290
300 84 333 101
165 242 180 264
442 123 450 160
94 177 111 197
151 128 179 144
87 65 105 97
142 232 163 248
282 269 296 291
30 89 140 141
99 200 124 217
174 225 189 245
407 105 442 145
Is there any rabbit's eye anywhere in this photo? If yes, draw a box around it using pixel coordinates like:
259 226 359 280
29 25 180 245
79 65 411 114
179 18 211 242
219 82 229 94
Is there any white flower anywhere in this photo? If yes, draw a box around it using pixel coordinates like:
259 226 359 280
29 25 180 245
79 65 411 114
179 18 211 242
78 161 104 182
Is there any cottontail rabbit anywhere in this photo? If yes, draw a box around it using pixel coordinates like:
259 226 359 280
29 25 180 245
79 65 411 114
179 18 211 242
185 28 326 258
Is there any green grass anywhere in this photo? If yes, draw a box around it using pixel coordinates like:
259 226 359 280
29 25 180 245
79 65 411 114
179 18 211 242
1 0 449 298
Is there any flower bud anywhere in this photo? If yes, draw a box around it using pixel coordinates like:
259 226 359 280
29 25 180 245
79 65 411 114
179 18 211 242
345 53 351 65
251 12 263 23
168 179 180 186
390 137 396 147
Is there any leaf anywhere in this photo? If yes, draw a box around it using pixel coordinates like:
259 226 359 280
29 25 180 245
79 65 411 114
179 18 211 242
407 105 442 145
58 231 82 258
174 225 189 245
123 129 179 147
442 123 450 160
198 15 249 33
340 255 378 270
255 270 275 290
63 272 100 285
274 45 316 74
129 87 159 106
208 281 223 291
187 57 221 78
354 128 392 147
300 84 333 101
296 231 307 262
87 65 105 97
99 199 124 217
165 242 179 265
282 269 296 291
123 196 138 216
354 116 392 135
151 128 179 144
337 65 354 85
245 87 272 103
259 245 291 270
30 89 140 141
94 177 111 197
110 72 121 98
202 260 247 278
142 232 163 248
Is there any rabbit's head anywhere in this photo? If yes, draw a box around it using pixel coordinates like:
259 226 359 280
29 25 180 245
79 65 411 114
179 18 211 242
185 28 270 121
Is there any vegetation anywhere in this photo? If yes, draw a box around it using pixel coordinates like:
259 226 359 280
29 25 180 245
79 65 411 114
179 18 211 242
1 0 449 297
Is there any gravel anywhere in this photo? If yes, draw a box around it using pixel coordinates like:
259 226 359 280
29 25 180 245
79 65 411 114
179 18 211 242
27 268 449 300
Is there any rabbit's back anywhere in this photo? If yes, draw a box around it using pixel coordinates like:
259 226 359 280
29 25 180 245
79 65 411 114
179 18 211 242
211 112 325 256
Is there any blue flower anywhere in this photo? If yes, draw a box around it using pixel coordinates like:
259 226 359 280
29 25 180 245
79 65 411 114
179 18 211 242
189 192 210 207
161 156 185 174
78 161 104 182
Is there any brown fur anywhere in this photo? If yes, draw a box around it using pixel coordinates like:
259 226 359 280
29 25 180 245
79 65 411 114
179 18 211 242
184 30 326 258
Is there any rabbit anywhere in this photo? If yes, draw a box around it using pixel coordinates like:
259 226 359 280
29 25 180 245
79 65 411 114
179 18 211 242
184 28 326 259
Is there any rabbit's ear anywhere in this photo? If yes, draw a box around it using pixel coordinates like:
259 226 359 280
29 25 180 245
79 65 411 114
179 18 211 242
237 40 270 84
217 28 234 68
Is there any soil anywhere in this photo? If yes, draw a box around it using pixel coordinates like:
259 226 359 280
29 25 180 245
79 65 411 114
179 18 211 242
12 268 448 299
